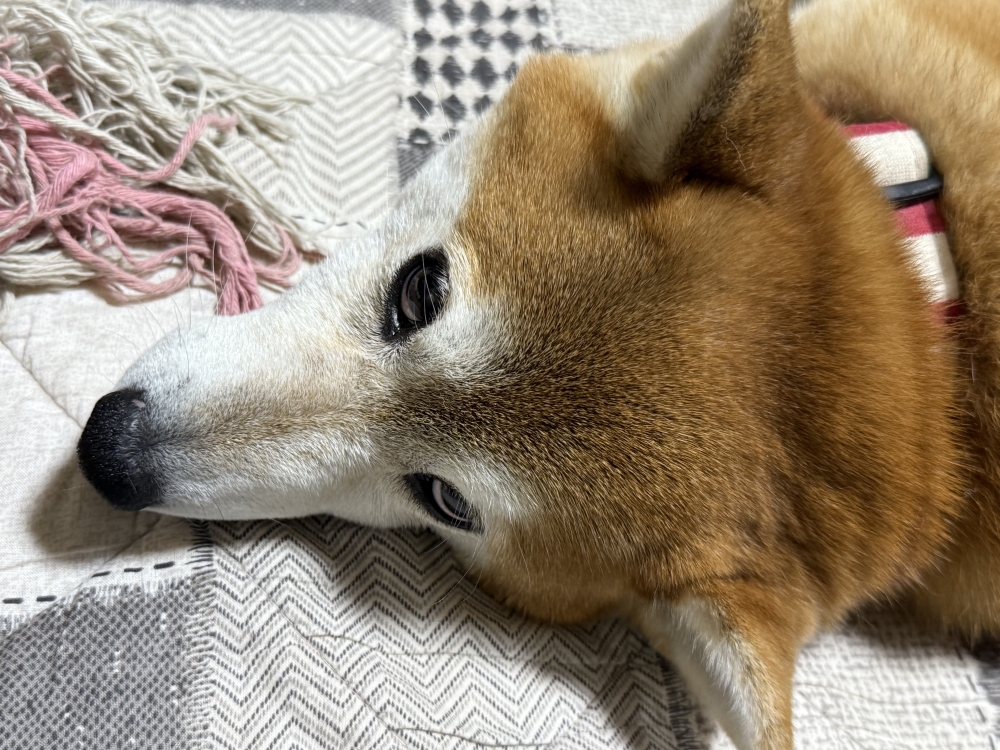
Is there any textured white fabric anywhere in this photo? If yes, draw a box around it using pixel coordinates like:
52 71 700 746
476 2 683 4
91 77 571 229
790 622 994 750
551 0 726 49
112 0 405 244
906 231 958 303
849 129 933 187
0 283 215 616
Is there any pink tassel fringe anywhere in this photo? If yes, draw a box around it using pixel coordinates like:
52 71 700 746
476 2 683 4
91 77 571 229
0 59 304 315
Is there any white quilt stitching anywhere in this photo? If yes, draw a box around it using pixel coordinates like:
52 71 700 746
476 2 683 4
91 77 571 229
0 335 83 429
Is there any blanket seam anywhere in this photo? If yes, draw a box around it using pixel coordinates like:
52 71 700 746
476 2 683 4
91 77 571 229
0 334 83 429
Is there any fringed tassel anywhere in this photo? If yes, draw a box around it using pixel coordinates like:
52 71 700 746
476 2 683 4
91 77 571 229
0 1 315 315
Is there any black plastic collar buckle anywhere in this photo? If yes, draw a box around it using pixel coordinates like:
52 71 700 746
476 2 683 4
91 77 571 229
883 168 943 208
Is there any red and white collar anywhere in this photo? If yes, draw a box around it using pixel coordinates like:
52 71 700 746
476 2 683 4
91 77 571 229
844 122 959 324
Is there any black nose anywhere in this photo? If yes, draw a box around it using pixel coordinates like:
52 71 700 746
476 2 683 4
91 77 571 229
78 388 160 511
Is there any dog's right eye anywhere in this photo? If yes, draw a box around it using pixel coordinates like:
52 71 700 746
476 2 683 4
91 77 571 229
404 474 481 533
383 252 449 340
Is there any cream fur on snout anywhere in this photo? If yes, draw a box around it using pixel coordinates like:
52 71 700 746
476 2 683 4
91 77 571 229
120 132 519 532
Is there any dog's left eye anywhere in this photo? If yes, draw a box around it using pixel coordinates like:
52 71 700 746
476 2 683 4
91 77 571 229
405 474 481 532
384 252 449 340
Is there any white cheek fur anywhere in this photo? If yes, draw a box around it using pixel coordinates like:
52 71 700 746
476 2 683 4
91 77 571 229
117 119 535 533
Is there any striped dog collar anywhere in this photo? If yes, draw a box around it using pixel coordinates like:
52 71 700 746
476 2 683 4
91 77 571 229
844 122 959 324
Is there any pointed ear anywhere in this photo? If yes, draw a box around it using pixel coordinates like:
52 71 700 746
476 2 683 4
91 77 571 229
632 580 817 750
602 0 803 189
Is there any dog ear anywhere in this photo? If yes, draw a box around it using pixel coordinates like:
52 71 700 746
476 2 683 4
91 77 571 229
606 0 804 190
632 579 817 750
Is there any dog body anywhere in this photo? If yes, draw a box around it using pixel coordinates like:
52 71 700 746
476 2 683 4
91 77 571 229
77 1 1000 747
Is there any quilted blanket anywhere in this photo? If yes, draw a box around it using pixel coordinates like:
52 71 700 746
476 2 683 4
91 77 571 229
2 0 999 748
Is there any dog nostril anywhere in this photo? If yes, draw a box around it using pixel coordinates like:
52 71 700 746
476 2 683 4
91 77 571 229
77 388 160 511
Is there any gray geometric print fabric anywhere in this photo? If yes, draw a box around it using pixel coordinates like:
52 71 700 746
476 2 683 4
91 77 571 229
192 517 710 749
0 574 213 750
974 640 1000 739
399 0 555 181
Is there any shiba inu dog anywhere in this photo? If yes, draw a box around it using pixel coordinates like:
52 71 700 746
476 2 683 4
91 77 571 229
76 0 1000 747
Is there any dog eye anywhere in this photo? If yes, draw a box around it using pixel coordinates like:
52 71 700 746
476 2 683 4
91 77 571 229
405 474 481 533
384 253 448 340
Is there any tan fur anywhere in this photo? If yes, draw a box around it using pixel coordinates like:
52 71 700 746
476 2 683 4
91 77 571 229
421 0 1000 746
794 0 1000 643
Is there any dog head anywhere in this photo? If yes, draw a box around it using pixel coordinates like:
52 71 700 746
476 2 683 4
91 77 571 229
79 0 955 657
80 2 952 619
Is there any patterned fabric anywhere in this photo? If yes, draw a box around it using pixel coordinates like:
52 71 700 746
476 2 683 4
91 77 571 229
976 640 1000 733
845 123 960 321
550 0 727 50
0 574 213 749
129 0 405 244
845 121 933 187
1 2 998 749
399 0 556 181
195 519 708 749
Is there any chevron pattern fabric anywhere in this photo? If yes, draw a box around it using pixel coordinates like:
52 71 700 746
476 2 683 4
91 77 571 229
129 0 401 23
188 515 1000 750
195 518 708 749
129 1 405 242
